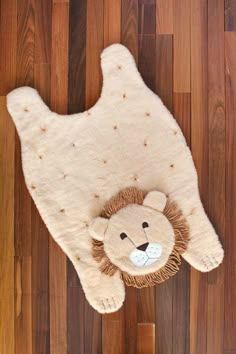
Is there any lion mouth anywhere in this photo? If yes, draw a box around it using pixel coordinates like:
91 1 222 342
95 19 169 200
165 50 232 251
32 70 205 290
129 242 163 267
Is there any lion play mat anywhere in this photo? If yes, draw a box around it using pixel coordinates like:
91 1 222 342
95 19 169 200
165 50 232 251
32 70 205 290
7 44 224 313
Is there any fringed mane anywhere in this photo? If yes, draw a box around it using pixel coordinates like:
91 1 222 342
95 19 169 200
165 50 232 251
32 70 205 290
92 187 190 288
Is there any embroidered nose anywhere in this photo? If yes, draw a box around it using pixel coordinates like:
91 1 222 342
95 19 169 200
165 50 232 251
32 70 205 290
137 242 149 251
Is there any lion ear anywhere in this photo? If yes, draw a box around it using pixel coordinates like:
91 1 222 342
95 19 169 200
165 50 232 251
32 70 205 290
88 217 109 241
143 191 167 212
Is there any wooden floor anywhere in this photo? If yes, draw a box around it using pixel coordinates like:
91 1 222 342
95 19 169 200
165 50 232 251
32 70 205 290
0 0 235 353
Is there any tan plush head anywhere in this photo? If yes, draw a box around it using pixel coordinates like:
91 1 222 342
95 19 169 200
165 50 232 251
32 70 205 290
89 187 190 288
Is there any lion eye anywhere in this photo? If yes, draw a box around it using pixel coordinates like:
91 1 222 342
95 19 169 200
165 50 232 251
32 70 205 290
142 222 149 228
120 232 128 240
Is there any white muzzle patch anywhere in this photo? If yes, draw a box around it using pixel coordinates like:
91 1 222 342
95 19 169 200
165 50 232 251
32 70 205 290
129 242 163 267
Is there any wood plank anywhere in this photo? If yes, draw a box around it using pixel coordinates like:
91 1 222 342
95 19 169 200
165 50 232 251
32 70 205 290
173 0 190 93
0 0 17 95
104 0 121 46
68 0 86 114
0 96 15 354
86 0 104 108
31 205 50 354
139 2 156 35
207 1 225 354
137 323 155 354
15 256 32 354
156 0 173 34
50 3 69 354
190 2 208 352
225 31 236 351
138 34 156 91
34 0 52 63
225 0 236 31
156 35 173 112
121 0 138 62
124 288 138 354
102 310 125 354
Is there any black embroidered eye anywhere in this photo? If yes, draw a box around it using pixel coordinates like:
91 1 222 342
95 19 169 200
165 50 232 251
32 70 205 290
120 232 128 240
142 222 149 228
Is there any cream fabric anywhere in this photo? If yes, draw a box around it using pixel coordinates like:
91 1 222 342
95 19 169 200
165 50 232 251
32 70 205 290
7 44 224 313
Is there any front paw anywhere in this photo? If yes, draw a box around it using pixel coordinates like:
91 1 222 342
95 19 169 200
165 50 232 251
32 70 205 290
200 248 224 272
94 294 124 314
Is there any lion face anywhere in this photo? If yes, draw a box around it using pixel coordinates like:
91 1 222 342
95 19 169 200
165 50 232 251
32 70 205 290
103 203 175 275
89 187 190 288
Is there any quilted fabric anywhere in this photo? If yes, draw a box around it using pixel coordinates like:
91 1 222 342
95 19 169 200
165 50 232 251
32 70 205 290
7 44 224 313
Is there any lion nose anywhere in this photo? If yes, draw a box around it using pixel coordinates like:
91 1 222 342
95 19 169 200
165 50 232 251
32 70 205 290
137 242 149 251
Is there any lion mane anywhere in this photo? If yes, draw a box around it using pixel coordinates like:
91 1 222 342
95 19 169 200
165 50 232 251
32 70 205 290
92 187 190 288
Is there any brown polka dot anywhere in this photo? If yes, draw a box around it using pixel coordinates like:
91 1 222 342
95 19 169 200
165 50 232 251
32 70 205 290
72 143 76 147
170 164 174 168
113 125 118 130
103 159 107 164
117 64 122 70
86 111 91 116
63 173 67 179
31 184 36 190
84 222 89 228
39 155 43 160
145 112 151 117
173 130 177 135
24 107 29 112
122 93 126 99
60 209 65 213
133 174 138 181
144 140 148 147
41 127 46 132
77 256 80 261
94 194 100 199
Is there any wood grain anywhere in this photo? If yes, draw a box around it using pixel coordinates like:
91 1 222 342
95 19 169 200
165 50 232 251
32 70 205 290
121 0 138 62
0 97 15 354
225 0 236 31
225 31 236 351
173 0 190 92
137 323 155 354
207 1 225 354
156 0 173 34
104 0 121 46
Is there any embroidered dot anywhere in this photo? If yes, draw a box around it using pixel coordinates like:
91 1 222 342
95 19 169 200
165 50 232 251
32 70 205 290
170 164 174 168
60 208 65 213
122 93 126 99
24 107 29 112
41 127 46 132
31 184 36 190
117 64 122 70
145 112 151 117
113 125 118 130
